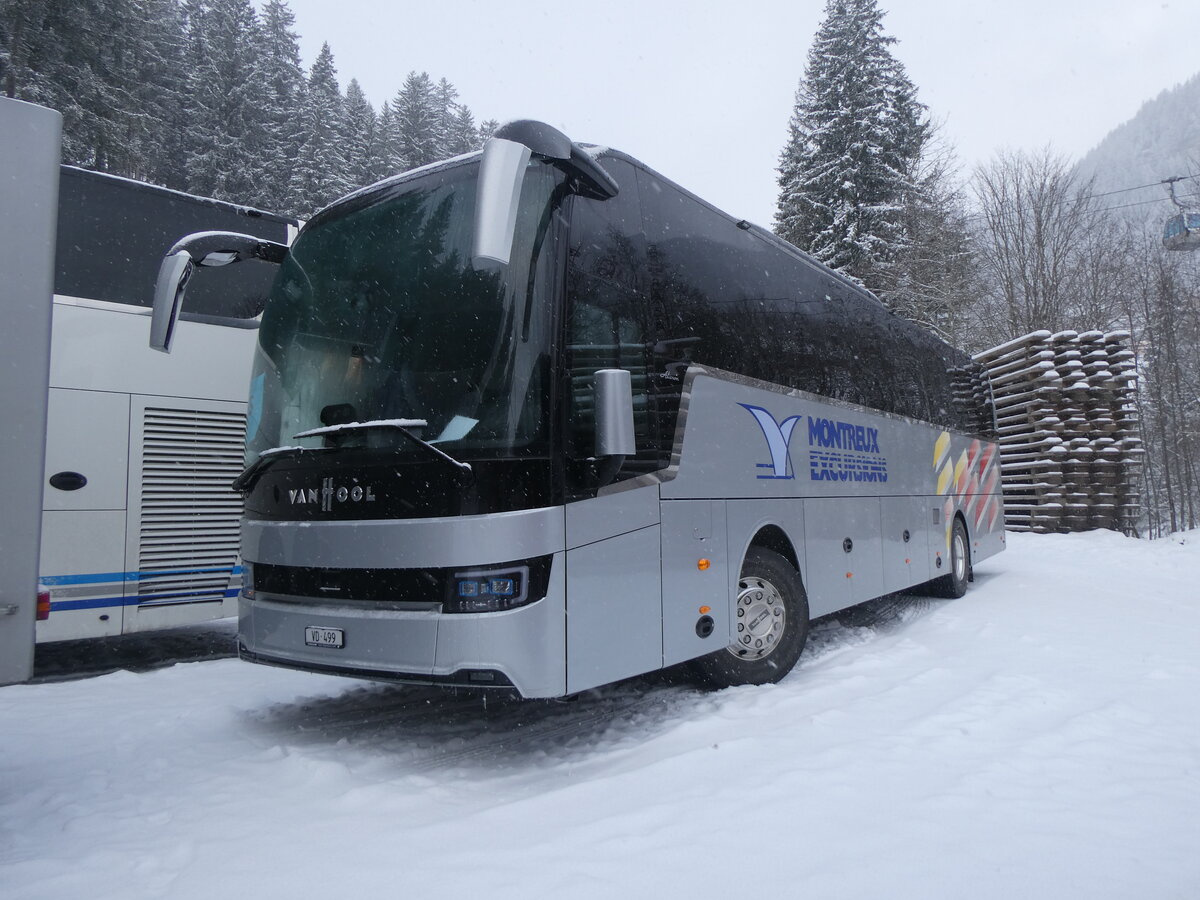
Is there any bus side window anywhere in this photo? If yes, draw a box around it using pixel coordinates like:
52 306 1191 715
565 158 658 476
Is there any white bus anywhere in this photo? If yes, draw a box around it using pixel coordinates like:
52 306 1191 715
152 121 1004 696
38 167 295 642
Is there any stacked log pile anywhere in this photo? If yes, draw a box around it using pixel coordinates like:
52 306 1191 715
973 330 1142 534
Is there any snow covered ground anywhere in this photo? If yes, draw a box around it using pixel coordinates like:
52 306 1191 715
3 530 1198 900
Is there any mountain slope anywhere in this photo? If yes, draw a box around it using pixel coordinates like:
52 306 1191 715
1075 71 1200 225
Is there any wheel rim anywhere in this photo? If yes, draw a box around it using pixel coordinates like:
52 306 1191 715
727 575 787 660
953 529 967 582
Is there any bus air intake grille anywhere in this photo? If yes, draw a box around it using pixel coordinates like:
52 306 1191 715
251 556 553 612
137 406 247 606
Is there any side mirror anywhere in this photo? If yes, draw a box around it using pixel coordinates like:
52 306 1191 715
471 121 621 270
472 137 532 269
150 251 193 353
594 368 635 458
148 231 289 353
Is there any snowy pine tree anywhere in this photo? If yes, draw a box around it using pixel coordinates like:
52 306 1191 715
446 102 481 155
775 0 928 286
342 78 377 190
372 99 401 180
432 76 458 158
182 0 268 203
132 0 189 190
2 1 495 210
392 70 439 170
287 41 350 216
2 0 153 172
424 76 477 157
255 0 305 211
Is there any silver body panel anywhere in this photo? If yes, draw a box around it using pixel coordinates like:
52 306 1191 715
242 505 565 569
0 100 60 685
240 367 1004 698
243 553 567 697
661 499 731 667
566 523 662 694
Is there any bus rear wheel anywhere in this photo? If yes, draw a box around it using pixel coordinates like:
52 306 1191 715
933 517 970 598
690 547 809 689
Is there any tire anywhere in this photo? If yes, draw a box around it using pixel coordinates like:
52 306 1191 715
690 547 809 689
933 517 970 599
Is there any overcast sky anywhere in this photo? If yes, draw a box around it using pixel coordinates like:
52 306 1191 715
284 0 1200 227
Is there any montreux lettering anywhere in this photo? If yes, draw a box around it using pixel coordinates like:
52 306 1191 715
807 415 888 483
807 417 880 454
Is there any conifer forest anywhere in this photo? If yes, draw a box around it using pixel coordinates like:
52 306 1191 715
2 0 1197 537
0 0 493 218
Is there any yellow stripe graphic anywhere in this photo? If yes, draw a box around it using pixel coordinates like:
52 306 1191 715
936 465 953 496
933 432 950 470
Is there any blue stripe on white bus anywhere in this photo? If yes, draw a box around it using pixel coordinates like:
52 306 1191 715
50 588 240 612
40 565 244 587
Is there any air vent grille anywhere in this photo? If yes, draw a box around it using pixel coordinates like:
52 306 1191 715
137 407 246 605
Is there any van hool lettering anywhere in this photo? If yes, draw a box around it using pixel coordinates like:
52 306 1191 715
742 404 889 483
288 477 376 511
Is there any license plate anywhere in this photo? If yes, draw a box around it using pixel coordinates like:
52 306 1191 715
304 625 344 648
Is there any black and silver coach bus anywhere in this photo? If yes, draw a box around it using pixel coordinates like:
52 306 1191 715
151 120 1004 698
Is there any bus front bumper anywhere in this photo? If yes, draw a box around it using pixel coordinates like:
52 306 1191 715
237 563 567 699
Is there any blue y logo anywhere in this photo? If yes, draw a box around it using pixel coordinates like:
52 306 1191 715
740 404 802 479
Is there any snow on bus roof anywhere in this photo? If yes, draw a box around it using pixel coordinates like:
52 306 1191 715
60 165 296 224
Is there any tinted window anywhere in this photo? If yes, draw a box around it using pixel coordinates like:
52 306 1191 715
566 158 672 481
637 169 990 435
252 162 561 461
55 167 293 318
639 169 770 378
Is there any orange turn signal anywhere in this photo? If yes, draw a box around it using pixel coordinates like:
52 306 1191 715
697 558 711 571
699 605 711 615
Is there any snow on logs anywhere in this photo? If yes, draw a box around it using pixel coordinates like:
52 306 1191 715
974 330 1142 535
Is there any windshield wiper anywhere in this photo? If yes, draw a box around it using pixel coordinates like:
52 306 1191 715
293 419 474 484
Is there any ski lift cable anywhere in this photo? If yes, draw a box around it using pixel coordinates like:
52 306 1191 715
1099 190 1200 215
959 174 1200 224
1091 175 1198 201
1009 171 1200 211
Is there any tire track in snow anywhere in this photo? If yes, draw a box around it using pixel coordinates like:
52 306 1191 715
248 675 704 773
246 594 947 772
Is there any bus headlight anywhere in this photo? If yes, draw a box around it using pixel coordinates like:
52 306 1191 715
445 564 530 613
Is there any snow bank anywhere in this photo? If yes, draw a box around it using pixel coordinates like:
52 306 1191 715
2 530 1198 899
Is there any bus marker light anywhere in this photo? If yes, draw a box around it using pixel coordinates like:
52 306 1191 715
845 572 853 579
699 606 711 615
697 558 711 571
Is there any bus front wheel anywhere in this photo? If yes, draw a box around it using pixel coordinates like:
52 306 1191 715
691 547 809 688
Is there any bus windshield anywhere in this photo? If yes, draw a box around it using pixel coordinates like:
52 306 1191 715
247 159 562 463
